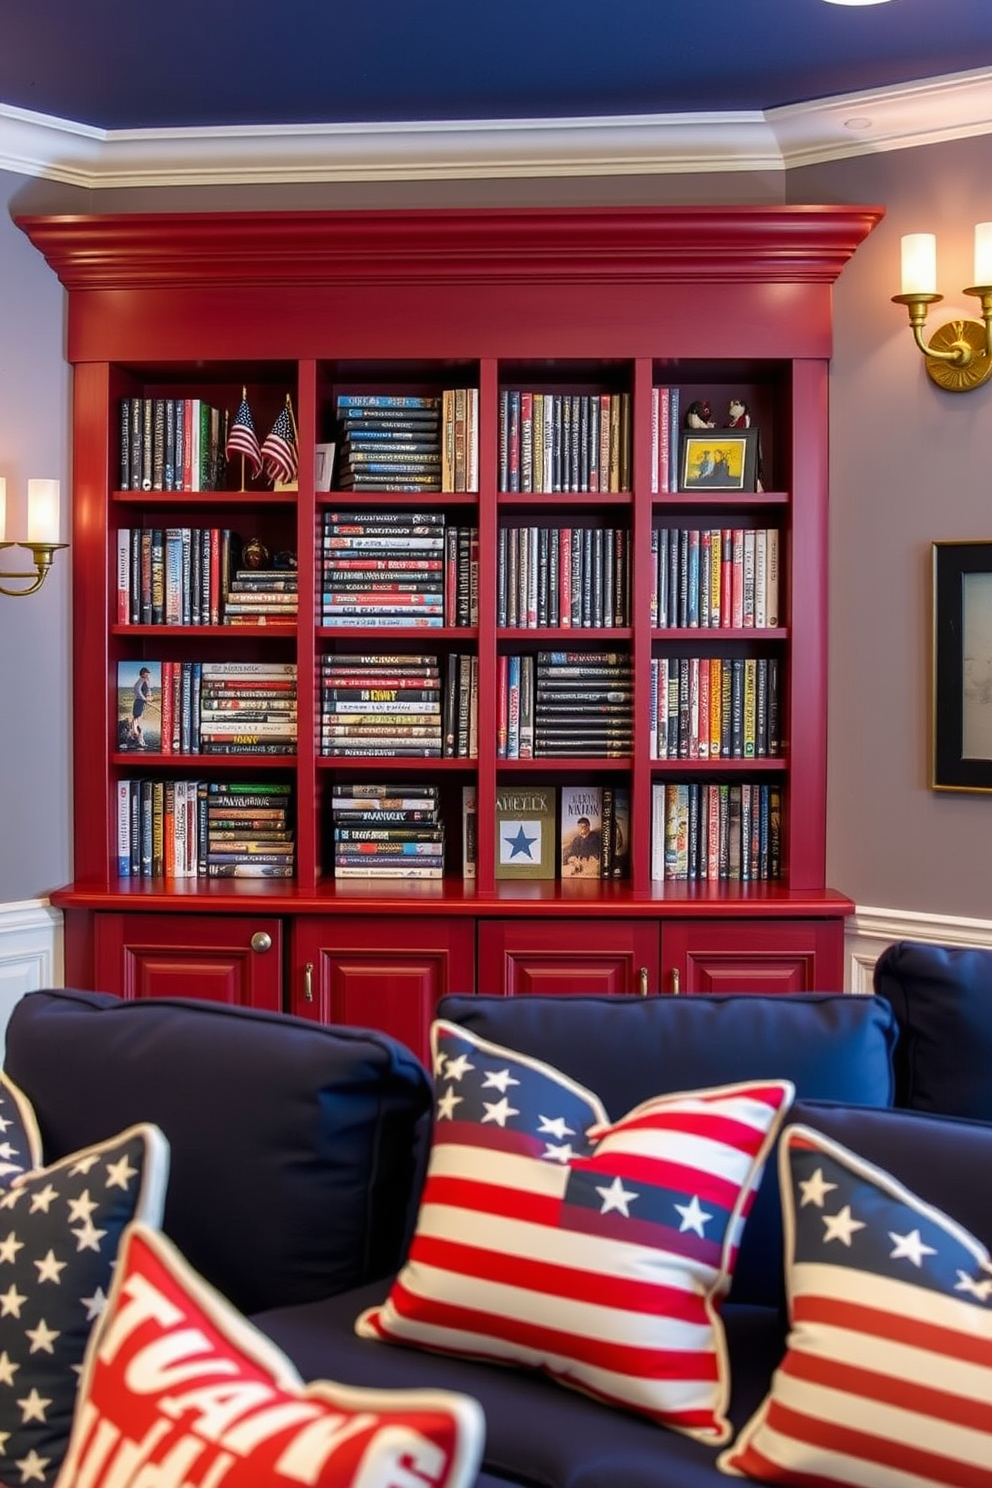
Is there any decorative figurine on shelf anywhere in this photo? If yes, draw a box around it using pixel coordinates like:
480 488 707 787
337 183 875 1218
684 399 715 429
241 537 270 570
273 549 298 570
726 396 764 490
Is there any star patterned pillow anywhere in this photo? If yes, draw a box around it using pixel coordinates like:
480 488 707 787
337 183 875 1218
0 1122 168 1488
358 1020 794 1443
57 1222 485 1488
719 1123 992 1486
0 1072 42 1184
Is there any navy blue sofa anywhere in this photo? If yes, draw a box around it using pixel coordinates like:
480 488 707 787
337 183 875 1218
4 946 991 1488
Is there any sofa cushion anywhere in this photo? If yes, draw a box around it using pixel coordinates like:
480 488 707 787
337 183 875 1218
720 1120 992 1487
3 989 432 1316
438 993 897 1309
59 1222 485 1488
0 1122 168 1486
0 1069 42 1180
358 1020 794 1445
255 1101 992 1488
873 939 992 1120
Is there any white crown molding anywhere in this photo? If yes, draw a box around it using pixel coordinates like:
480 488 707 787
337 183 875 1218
768 65 992 168
1 66 990 189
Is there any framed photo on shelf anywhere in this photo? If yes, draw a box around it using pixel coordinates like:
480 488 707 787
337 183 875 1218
314 443 336 492
679 427 758 492
932 539 992 792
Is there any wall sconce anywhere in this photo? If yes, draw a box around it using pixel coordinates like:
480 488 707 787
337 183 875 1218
892 225 992 392
0 479 68 597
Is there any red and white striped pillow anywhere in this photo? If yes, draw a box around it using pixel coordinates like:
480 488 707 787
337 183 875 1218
719 1124 992 1487
358 1020 794 1443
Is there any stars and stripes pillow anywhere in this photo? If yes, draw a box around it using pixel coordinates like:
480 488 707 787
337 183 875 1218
0 1071 42 1183
58 1222 485 1488
0 1122 168 1488
719 1123 992 1487
357 1020 794 1443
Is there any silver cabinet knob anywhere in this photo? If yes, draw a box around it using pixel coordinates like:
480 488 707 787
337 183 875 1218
250 931 272 953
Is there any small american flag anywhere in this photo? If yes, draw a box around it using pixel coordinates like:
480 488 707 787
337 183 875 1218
359 1021 793 1442
720 1123 992 1487
226 393 262 477
261 403 298 486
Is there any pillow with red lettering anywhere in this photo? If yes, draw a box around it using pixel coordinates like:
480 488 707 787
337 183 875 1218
56 1223 485 1488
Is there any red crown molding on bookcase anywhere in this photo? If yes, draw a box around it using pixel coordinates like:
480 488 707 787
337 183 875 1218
18 206 883 293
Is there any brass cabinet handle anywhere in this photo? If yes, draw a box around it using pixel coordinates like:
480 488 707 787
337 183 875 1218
304 961 314 1002
250 931 272 953
671 968 680 997
638 966 649 997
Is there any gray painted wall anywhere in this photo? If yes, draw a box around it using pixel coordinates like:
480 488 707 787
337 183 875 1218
1 138 989 915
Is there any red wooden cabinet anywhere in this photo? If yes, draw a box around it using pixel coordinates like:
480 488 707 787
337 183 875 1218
477 919 660 997
92 912 283 1008
659 918 845 996
290 917 476 1064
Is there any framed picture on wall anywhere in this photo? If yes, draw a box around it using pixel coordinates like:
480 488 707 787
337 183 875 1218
932 540 992 791
679 427 758 492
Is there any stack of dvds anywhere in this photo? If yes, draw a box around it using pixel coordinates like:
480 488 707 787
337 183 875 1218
198 662 297 755
321 511 446 627
204 780 295 879
331 784 444 879
534 650 634 758
223 567 298 626
320 654 442 757
336 394 442 492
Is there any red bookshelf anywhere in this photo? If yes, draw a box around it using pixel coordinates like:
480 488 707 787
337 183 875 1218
22 205 881 1062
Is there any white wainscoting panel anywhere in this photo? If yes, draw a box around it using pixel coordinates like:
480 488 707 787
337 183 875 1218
845 906 992 996
0 899 63 1058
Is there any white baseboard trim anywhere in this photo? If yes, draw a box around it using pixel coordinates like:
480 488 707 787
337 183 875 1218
0 899 63 1057
845 906 992 996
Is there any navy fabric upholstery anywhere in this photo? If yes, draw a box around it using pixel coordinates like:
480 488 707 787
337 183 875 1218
253 1098 992 1488
437 993 897 1307
3 989 431 1316
255 1283 784 1488
873 939 992 1122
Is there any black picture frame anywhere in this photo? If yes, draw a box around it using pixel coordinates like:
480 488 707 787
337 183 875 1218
932 540 992 792
679 427 759 492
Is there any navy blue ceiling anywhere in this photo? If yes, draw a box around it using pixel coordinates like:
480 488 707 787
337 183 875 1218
3 0 992 131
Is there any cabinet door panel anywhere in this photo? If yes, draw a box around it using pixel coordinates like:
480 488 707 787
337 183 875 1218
478 920 659 997
291 918 476 1065
660 919 844 996
93 913 283 1009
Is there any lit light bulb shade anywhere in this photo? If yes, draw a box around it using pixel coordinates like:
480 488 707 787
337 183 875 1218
901 233 937 296
26 479 61 544
974 223 992 289
0 478 6 542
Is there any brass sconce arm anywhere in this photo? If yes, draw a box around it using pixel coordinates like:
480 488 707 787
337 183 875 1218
0 542 68 597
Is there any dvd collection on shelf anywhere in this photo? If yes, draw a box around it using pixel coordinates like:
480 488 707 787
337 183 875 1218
650 655 780 761
650 780 781 883
320 654 477 759
116 780 294 879
652 526 780 630
320 510 478 628
498 390 632 493
335 391 478 493
107 375 789 890
497 525 631 629
117 662 297 756
330 784 444 879
118 396 227 493
492 782 630 881
498 651 634 760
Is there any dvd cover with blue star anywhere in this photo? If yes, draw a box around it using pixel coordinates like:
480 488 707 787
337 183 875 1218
495 784 557 879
